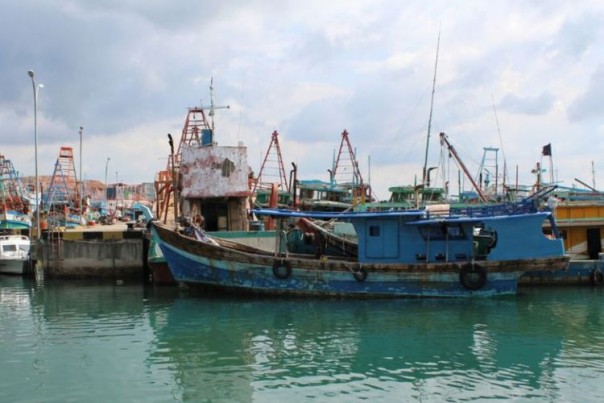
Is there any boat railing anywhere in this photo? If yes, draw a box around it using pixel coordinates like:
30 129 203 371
449 198 539 218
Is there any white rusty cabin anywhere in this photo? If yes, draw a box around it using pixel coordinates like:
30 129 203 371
178 143 250 232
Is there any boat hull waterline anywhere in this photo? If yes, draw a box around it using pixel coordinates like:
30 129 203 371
153 223 568 298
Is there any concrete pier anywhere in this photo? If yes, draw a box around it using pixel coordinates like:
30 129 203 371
34 222 149 281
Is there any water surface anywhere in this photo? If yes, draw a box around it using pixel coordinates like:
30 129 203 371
1 275 603 402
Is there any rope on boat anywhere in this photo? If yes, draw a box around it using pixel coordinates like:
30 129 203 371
345 263 368 282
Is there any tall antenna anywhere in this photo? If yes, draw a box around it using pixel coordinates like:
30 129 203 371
491 94 509 193
207 77 230 136
422 30 441 187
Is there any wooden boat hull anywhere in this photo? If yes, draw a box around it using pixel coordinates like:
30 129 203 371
153 223 569 298
147 228 280 285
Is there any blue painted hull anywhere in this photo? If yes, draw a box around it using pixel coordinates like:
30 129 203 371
153 224 568 298
520 259 604 286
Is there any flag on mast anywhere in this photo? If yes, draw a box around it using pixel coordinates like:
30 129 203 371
542 143 552 157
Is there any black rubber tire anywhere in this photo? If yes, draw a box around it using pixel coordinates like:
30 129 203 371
272 260 292 280
459 263 487 290
353 267 368 282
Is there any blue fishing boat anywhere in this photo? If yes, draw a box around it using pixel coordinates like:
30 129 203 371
151 207 568 298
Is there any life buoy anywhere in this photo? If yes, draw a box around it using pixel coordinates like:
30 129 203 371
459 263 487 290
272 260 292 279
591 268 603 286
353 267 368 282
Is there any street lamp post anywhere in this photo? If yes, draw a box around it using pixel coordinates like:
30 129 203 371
27 70 42 241
105 157 110 214
79 126 84 218
115 171 119 217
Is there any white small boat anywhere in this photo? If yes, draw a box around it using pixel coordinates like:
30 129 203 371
0 234 31 275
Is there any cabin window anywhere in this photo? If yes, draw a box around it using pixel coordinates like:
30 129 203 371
301 189 314 199
2 245 17 252
369 226 380 237
418 223 466 241
447 225 464 238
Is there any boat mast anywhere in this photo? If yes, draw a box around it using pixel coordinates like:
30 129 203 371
491 95 508 196
208 77 230 137
422 30 441 187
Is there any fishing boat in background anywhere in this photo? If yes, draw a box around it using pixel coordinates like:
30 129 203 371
41 147 85 229
0 155 32 231
520 182 604 286
296 179 353 211
295 130 371 212
152 204 568 298
356 185 446 211
0 234 31 275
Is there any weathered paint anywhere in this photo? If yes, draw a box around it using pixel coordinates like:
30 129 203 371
520 258 604 286
39 230 145 279
180 144 249 198
153 223 569 298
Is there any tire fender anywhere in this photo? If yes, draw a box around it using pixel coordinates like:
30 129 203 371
272 260 292 280
459 263 487 290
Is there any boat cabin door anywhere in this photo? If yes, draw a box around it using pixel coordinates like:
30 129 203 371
587 228 602 259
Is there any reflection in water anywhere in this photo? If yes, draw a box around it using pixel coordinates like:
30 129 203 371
1 277 604 402
146 288 604 402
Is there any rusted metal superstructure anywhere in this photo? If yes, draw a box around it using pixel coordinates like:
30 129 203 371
154 82 250 231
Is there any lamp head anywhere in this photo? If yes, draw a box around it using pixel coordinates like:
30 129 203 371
28 70 34 78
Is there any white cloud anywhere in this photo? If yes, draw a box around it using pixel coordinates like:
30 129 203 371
3 0 604 197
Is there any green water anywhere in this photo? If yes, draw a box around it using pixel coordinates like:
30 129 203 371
1 276 604 402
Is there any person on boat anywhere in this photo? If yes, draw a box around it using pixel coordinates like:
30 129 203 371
547 194 560 216
193 214 205 229
192 214 218 245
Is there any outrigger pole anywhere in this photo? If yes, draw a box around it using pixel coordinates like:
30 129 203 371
440 132 488 203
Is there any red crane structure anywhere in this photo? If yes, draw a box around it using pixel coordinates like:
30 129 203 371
332 129 370 201
0 155 29 214
253 130 289 195
44 146 80 210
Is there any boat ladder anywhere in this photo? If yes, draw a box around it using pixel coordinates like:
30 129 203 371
47 228 63 269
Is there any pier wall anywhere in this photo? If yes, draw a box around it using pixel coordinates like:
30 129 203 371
39 228 148 279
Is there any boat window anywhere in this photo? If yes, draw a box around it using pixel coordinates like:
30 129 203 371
447 225 464 238
418 223 466 241
369 225 380 236
3 245 17 252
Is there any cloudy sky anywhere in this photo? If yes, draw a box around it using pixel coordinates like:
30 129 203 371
3 0 604 200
